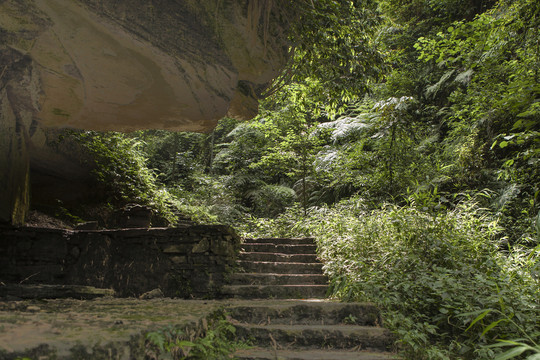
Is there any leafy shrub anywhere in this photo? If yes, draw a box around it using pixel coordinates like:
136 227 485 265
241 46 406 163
247 184 296 218
136 130 206 186
70 131 176 223
145 311 248 360
239 198 539 359
168 173 247 225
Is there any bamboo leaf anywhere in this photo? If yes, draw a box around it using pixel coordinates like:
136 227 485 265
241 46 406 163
481 319 506 337
494 346 531 360
488 339 529 348
465 309 492 332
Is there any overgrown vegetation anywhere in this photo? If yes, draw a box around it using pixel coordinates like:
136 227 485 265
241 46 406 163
239 197 539 359
44 0 539 358
145 310 248 360
64 131 178 225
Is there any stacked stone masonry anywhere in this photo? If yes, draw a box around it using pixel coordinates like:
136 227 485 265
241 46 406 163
0 225 241 298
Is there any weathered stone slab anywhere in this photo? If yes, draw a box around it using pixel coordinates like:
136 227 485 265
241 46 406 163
227 302 382 326
163 244 193 254
192 238 210 253
0 284 115 299
0 298 225 359
234 324 394 350
228 273 328 286
234 348 399 360
221 284 329 299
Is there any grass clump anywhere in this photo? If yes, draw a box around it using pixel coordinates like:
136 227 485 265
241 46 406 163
145 310 248 360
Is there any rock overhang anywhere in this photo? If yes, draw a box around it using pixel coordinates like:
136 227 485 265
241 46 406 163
2 0 290 132
0 0 292 225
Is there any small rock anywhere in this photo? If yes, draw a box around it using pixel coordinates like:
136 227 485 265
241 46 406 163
26 305 41 312
192 238 210 253
75 221 99 230
139 288 164 300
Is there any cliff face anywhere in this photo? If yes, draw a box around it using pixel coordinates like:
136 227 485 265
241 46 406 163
3 0 289 132
0 0 291 224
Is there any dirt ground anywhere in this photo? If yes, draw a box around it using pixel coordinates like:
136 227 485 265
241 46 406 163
0 297 226 358
24 211 74 230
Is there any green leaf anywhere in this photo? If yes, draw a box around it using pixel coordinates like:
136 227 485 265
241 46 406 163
465 309 493 332
504 159 515 167
481 318 506 337
488 339 529 348
494 346 531 360
177 340 196 348
146 331 166 351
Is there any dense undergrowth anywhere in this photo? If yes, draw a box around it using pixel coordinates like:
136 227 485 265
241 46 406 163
239 199 540 359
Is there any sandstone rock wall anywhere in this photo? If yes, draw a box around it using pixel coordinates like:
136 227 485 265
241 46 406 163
0 46 41 226
1 0 290 132
0 225 241 298
0 0 292 225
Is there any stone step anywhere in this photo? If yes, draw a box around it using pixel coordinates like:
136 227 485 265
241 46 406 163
241 244 318 255
222 285 328 299
227 303 381 326
238 261 324 274
228 273 328 286
0 284 115 300
239 252 319 263
234 324 394 351
234 348 399 360
245 238 316 245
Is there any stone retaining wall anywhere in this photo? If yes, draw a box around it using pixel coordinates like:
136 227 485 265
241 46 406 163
0 225 241 298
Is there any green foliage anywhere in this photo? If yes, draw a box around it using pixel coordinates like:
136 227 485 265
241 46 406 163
145 312 248 360
307 97 450 207
210 98 331 216
489 339 540 360
53 199 84 224
167 173 246 225
71 131 176 223
240 199 539 359
465 309 540 359
371 0 540 245
212 122 268 176
247 184 296 218
184 319 245 360
280 0 386 114
237 204 310 239
135 130 206 185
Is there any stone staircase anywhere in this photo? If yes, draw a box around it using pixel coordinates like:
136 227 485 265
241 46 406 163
223 237 399 360
222 237 328 299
